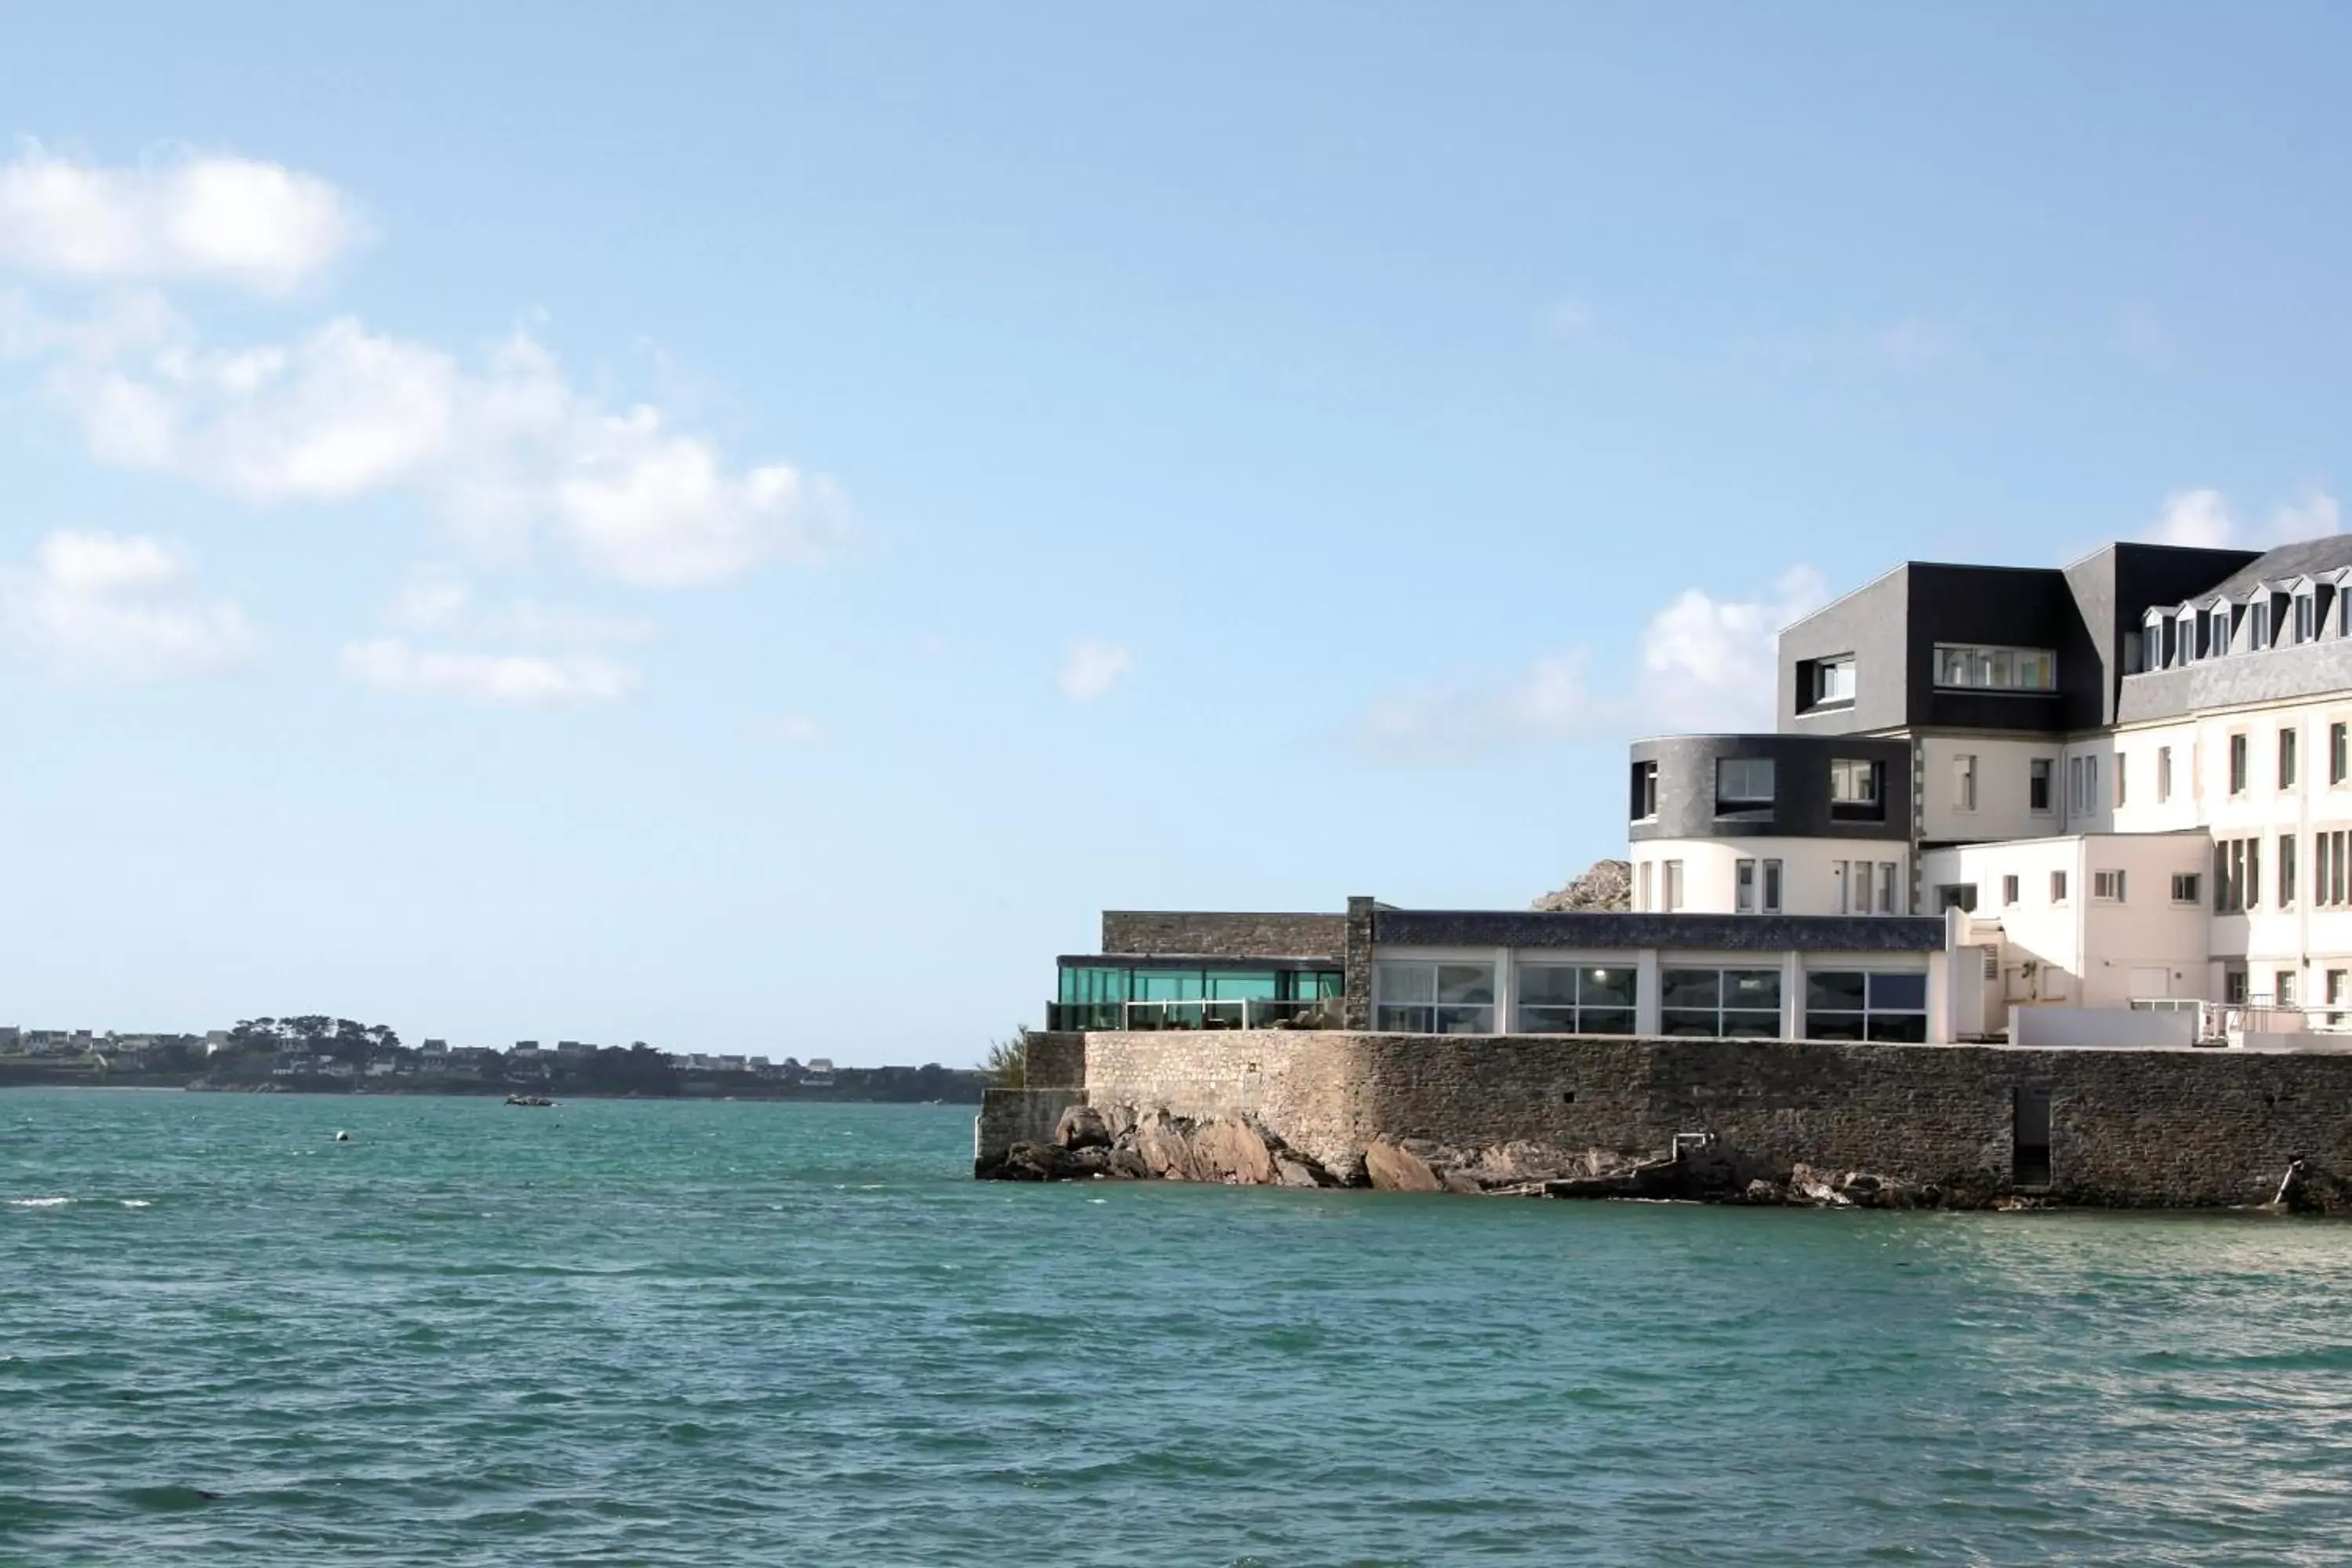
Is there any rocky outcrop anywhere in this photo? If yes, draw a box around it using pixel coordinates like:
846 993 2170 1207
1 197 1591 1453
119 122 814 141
978 1102 1991 1207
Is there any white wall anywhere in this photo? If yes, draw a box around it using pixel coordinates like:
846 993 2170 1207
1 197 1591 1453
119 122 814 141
2008 1007 2195 1047
1917 734 2067 844
1629 837 1908 916
1920 833 2209 1008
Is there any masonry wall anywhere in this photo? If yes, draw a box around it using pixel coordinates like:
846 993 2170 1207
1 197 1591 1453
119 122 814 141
1099 911 1348 960
1073 1029 2352 1207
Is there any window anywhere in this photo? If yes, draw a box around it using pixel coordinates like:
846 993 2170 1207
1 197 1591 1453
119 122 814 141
2335 722 2349 786
1638 861 1653 911
2298 593 2318 644
1761 858 1783 914
2158 746 2173 803
1716 757 1775 810
2328 970 2347 1029
1831 757 1886 820
2281 833 2299 909
2281 728 2299 789
1660 968 1781 1039
2229 732 2249 795
1632 760 1658 820
1808 656 1856 707
2030 758 2053 813
1804 971 1929 1042
1954 753 1977 812
1515 964 1635 1035
2226 971 2249 1005
1878 861 1898 914
1735 858 1757 913
1834 860 1849 914
2318 831 2350 907
2003 874 2020 906
2050 869 2069 904
1374 961 1495 1034
2250 600 2269 652
1662 860 1684 912
2115 753 2128 808
2092 869 2125 902
2278 971 2299 1007
2067 755 2100 818
1932 644 2057 691
2214 837 2262 913
2171 873 2201 904
2209 607 2231 657
1935 883 1978 912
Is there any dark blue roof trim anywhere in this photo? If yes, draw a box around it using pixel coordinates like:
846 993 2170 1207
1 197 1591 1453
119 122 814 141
1375 909 1946 953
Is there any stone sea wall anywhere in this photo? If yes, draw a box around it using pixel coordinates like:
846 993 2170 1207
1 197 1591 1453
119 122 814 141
976 1029 2352 1210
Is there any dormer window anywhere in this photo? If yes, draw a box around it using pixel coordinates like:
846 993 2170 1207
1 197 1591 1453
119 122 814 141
2176 610 2198 666
2250 597 2270 652
2208 606 2232 657
2296 592 2318 644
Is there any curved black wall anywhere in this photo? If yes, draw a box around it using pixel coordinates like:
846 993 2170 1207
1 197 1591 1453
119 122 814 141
1629 735 1912 842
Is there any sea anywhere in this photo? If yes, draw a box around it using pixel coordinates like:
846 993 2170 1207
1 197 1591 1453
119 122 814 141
5 1089 2352 1566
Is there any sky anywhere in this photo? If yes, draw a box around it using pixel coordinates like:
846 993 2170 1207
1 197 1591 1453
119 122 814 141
1 2 2347 1062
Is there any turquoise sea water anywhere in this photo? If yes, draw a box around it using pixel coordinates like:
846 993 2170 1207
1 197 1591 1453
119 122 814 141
7 1091 2352 1565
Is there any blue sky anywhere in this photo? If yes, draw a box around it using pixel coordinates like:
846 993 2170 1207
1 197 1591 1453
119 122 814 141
0 2 2346 1061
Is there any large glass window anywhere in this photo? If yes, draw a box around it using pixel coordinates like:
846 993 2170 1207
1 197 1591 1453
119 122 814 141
1831 757 1886 820
1515 964 1636 1035
1805 971 1929 1042
1933 644 2056 691
1716 757 1776 808
1375 961 1494 1034
1631 760 1658 819
1809 657 1856 706
1660 968 1781 1038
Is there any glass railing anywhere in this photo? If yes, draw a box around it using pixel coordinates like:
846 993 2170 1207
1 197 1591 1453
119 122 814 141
1046 997 1343 1031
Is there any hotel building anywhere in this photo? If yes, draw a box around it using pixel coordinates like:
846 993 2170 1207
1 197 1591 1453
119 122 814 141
1051 532 2352 1045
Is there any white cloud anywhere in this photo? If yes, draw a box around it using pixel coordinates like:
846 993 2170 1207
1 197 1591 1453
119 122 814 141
1 530 256 680
347 568 650 706
340 638 637 706
2142 486 2341 551
384 566 653 645
38 314 841 587
0 145 365 293
1352 568 1829 764
1058 639 1131 702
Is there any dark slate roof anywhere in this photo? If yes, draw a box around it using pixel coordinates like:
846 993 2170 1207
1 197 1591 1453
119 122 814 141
2201 535 2352 599
1374 909 1947 953
1055 953 1342 970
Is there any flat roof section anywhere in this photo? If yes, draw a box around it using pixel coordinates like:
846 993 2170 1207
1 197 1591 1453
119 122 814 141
1375 909 1948 953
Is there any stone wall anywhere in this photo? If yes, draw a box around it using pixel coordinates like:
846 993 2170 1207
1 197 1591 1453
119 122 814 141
1072 1029 2352 1208
1098 911 1348 960
975 1086 1087 1171
1023 1030 1086 1089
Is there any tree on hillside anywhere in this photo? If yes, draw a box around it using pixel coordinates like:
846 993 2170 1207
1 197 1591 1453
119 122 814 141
1532 858 1633 913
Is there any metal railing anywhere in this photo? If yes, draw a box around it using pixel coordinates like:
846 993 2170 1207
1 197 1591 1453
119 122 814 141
2129 996 2352 1041
1046 997 1343 1032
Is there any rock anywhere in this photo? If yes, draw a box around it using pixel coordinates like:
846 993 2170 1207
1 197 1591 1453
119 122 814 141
1744 1178 1785 1204
1054 1104 1111 1151
1364 1141 1443 1193
1441 1171 1484 1195
1274 1156 1323 1189
1190 1116 1276 1185
1104 1104 1139 1141
1105 1147 1152 1180
1785 1163 1852 1207
1136 1114 1202 1182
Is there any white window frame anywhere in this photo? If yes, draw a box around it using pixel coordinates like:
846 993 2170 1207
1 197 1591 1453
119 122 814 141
2092 869 2125 902
2050 869 2070 905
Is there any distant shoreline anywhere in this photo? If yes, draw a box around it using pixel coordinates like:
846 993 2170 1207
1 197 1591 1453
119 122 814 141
0 1066 982 1105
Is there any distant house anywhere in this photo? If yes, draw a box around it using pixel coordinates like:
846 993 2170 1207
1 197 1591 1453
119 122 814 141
422 1038 448 1051
718 1054 749 1073
365 1058 396 1076
803 1057 836 1086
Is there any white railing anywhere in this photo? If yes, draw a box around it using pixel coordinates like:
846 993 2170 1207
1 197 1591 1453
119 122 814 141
1116 997 1339 1030
2129 996 2352 1040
